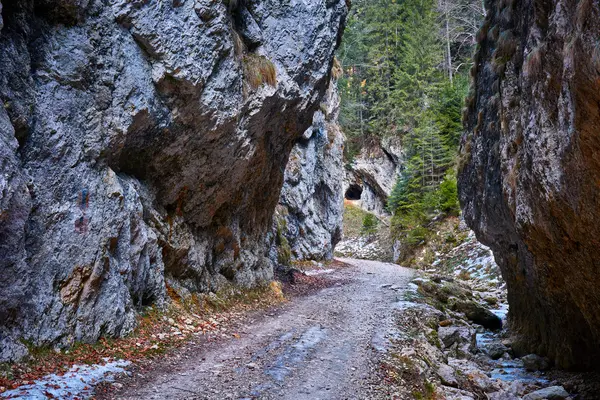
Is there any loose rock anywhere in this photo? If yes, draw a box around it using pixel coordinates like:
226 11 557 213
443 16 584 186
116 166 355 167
521 354 551 372
522 386 570 400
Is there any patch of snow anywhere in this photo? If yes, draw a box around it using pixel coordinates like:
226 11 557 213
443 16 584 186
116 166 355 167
1 359 131 400
304 269 335 276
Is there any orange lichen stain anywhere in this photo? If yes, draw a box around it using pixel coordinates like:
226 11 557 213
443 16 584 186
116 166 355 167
60 265 92 304
216 226 233 239
175 186 189 217
233 240 241 260
215 241 226 254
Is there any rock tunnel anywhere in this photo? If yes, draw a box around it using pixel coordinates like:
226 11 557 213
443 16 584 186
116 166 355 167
344 184 363 200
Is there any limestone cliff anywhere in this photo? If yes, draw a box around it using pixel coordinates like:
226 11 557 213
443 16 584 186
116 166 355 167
0 0 347 361
458 0 600 369
271 80 344 263
344 137 403 216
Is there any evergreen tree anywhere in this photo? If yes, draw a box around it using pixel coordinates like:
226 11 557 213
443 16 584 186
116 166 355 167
338 0 481 260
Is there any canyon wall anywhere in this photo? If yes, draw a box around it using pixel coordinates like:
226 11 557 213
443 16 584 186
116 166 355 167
271 80 345 263
0 0 347 361
459 0 600 369
344 137 403 216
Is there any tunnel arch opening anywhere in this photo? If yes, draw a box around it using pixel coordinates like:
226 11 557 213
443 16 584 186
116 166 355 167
345 184 363 200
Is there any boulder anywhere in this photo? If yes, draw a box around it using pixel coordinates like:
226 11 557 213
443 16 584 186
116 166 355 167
485 343 509 360
437 364 459 387
521 354 551 372
443 387 476 400
448 358 497 392
438 326 476 352
523 386 570 400
453 299 502 330
488 392 520 400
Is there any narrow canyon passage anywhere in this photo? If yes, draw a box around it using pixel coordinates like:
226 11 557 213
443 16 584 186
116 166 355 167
2 0 600 398
104 259 414 400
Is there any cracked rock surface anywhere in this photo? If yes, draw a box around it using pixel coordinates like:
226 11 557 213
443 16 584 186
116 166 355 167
0 0 347 360
459 0 600 368
271 80 345 263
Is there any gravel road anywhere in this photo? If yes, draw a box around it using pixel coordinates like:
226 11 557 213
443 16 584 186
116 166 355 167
111 258 415 400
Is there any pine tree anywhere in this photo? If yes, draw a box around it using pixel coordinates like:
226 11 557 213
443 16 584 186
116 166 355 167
338 0 481 260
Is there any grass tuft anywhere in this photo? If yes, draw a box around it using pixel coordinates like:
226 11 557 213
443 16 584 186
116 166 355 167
232 30 245 59
492 30 518 75
332 56 343 79
458 138 472 173
243 54 277 89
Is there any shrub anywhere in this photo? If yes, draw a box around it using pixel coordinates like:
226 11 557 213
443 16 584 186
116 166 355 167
439 173 459 216
277 238 291 265
361 213 378 235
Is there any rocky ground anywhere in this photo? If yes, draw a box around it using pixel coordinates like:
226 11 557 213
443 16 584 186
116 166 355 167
95 258 415 400
3 230 598 399
371 229 598 399
2 259 413 399
334 202 394 261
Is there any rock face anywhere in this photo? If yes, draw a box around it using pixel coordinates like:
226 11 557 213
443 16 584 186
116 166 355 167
458 0 600 368
0 0 347 360
271 80 345 263
344 137 402 216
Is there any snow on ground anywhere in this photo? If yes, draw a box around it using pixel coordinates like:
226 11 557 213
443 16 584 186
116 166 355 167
335 236 388 260
1 359 130 400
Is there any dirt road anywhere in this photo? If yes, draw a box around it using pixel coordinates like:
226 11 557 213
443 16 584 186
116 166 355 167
111 258 414 400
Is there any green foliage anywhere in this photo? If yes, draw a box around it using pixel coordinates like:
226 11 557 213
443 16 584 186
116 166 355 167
277 235 291 266
361 213 378 235
388 80 466 220
438 173 459 215
388 78 465 261
275 216 291 265
343 203 380 238
337 0 480 263
338 0 444 148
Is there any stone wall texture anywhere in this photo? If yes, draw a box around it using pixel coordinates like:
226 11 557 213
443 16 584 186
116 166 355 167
458 0 600 369
344 137 403 216
0 0 347 361
271 80 345 263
